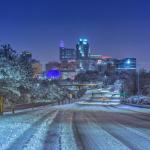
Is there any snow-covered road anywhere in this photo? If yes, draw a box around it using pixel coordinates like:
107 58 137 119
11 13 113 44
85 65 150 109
0 103 150 150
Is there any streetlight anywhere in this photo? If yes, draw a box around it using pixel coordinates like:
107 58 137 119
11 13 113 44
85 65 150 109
137 68 140 95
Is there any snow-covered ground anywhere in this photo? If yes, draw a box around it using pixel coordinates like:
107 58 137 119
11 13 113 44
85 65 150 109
76 99 120 106
0 101 150 150
0 106 58 150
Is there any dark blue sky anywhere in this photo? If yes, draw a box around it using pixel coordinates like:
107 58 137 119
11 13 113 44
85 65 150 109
0 0 150 68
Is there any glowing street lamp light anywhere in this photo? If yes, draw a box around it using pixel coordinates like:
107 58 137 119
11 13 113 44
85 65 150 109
126 59 131 64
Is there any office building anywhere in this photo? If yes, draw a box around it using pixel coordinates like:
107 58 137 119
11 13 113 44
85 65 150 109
45 61 76 80
45 62 60 72
20 51 32 62
31 59 42 78
76 38 90 60
59 41 76 62
117 58 136 70
76 39 90 72
60 47 76 62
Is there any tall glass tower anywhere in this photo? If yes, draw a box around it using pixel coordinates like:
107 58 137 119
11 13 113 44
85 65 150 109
76 39 90 72
76 39 90 60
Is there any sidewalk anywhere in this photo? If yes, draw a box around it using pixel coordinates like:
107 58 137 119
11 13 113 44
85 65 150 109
3 98 78 113
4 102 56 112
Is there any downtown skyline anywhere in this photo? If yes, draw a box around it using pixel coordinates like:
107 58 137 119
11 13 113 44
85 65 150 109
0 0 150 69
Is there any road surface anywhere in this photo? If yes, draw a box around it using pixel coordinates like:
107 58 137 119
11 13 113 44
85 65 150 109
0 103 150 150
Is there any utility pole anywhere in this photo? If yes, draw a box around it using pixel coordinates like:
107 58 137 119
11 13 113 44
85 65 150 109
137 69 140 95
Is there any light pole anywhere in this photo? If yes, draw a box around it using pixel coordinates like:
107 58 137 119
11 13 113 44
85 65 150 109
104 75 107 86
137 68 140 95
121 78 126 99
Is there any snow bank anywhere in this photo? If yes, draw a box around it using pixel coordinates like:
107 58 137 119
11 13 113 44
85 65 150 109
23 111 58 150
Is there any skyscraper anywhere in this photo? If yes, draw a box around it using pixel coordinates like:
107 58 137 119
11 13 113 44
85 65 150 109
59 41 76 62
76 39 90 60
76 39 90 72
59 47 76 62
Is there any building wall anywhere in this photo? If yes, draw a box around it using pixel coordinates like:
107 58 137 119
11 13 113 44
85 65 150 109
20 51 32 62
61 70 77 80
76 39 90 60
45 62 60 71
60 47 76 62
117 58 136 70
32 62 42 78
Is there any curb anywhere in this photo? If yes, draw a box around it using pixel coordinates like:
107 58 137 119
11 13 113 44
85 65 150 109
125 103 150 108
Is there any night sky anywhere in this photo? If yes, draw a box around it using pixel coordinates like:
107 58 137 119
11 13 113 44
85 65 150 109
0 0 150 69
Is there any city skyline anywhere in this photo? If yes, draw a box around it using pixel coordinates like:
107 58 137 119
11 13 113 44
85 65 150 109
0 0 150 69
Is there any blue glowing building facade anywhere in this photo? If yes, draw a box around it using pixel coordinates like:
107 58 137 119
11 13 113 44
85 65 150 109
45 68 61 80
117 58 136 70
76 39 90 60
76 39 91 72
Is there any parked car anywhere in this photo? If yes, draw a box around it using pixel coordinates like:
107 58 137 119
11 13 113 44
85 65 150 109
140 96 150 105
127 95 150 104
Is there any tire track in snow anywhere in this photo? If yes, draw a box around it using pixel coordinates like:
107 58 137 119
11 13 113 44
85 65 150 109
100 105 150 128
89 111 150 150
86 112 134 150
111 105 150 121
73 112 101 150
0 108 53 150
72 112 86 150
110 109 150 139
7 110 57 150
44 111 77 150
75 112 129 150
22 110 58 150
44 111 64 150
